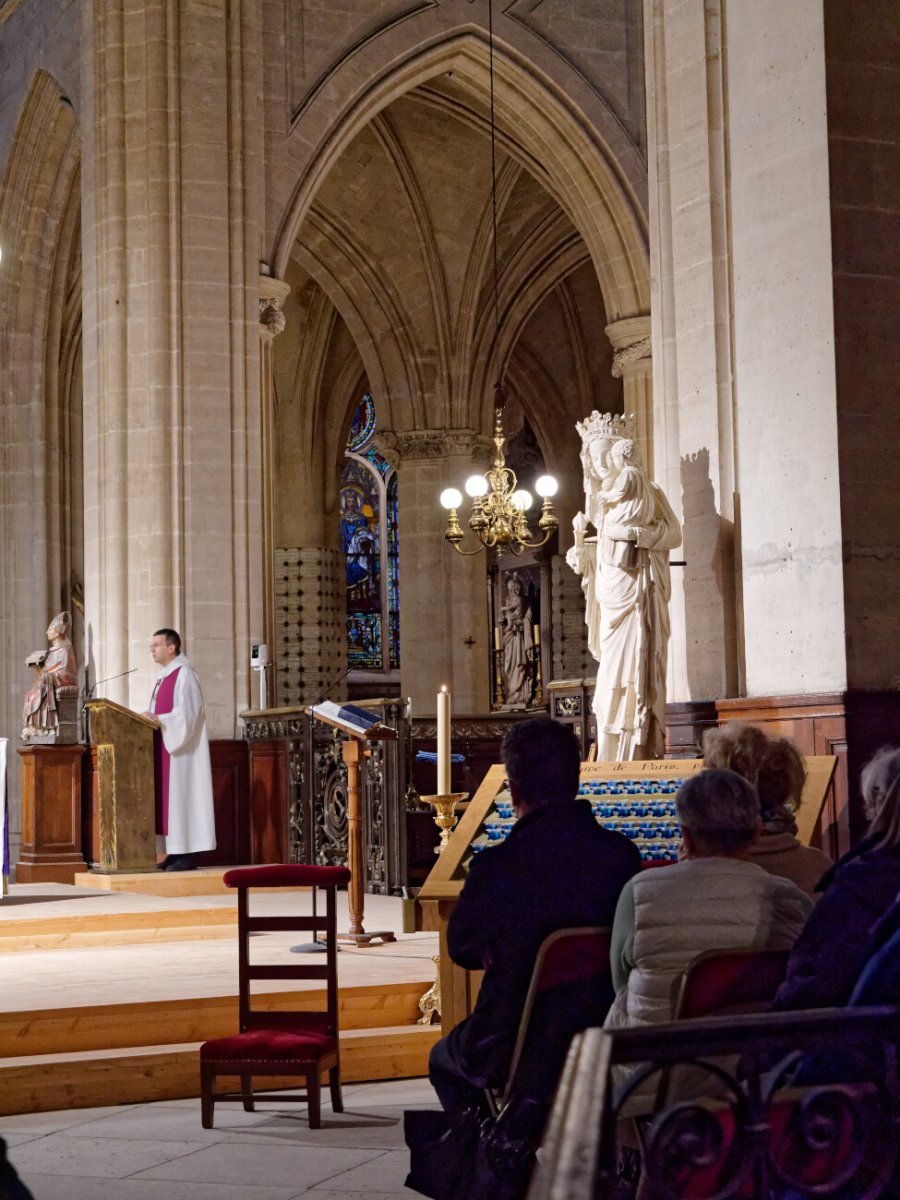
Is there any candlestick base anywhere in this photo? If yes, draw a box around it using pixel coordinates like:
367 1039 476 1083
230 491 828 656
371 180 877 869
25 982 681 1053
421 792 468 854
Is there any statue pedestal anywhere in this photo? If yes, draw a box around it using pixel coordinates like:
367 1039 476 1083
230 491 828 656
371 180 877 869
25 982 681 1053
16 744 87 883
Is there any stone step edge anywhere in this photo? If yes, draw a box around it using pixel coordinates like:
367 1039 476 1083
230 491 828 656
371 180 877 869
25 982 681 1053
0 1025 441 1115
0 979 435 1056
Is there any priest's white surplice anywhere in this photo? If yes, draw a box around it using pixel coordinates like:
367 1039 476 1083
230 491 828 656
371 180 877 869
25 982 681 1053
151 654 216 854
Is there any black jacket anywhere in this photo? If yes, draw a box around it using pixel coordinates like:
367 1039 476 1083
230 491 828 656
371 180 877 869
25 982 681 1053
446 798 642 1089
774 836 900 1011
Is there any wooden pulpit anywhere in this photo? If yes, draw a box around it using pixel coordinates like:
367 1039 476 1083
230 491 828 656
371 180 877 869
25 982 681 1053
85 699 158 872
307 703 398 945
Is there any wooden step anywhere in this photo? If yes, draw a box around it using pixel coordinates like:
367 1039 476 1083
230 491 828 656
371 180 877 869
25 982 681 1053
72 868 255 897
0 906 238 952
0 1024 442 1116
0 979 433 1058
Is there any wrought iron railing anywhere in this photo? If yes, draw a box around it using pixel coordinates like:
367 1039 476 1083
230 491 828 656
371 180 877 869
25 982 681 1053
529 1007 900 1200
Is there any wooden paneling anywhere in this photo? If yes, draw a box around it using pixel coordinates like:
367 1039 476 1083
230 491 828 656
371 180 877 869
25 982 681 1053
198 739 250 868
248 739 289 863
16 745 87 883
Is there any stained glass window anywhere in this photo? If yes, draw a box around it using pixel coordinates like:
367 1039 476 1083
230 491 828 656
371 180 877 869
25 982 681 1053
342 393 400 671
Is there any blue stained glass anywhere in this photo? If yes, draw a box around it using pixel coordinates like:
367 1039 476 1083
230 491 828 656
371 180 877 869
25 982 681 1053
387 473 400 669
346 393 377 453
341 393 400 672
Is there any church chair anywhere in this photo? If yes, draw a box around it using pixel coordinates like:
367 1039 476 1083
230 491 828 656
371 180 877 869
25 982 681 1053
649 946 791 1115
487 925 613 1119
674 945 791 1021
199 863 351 1130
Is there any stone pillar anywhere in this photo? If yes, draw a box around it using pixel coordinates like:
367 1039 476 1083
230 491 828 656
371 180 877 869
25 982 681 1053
81 0 264 731
605 315 653 473
259 276 291 701
382 430 492 716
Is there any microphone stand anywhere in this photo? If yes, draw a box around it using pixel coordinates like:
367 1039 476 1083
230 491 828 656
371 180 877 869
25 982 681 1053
82 668 139 744
291 666 351 955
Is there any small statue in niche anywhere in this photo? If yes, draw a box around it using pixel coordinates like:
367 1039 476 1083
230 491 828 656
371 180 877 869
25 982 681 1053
499 574 535 709
21 611 80 744
568 413 682 761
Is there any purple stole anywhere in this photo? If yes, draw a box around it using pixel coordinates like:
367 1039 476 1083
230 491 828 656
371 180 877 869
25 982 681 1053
152 667 181 835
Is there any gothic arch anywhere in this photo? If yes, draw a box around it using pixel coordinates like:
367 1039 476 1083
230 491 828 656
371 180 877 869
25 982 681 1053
0 66 82 821
272 32 648 335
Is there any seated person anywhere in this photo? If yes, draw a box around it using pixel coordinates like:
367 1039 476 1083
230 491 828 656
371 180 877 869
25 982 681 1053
775 744 900 1011
703 721 831 897
428 717 641 1115
605 769 811 1108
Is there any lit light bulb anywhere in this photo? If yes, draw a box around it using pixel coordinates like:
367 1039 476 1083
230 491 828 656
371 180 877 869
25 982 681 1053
535 475 558 498
439 487 463 510
511 489 533 511
465 475 488 498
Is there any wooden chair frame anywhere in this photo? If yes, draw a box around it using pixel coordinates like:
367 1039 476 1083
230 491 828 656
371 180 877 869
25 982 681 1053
487 925 613 1118
199 865 348 1130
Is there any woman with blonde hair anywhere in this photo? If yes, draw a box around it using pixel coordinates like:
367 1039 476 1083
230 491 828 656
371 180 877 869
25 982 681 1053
775 745 900 1010
702 722 831 896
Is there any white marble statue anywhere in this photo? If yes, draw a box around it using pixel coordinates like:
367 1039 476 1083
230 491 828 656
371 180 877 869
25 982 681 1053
567 413 681 760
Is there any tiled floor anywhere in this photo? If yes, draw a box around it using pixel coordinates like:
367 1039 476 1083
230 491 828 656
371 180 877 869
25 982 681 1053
0 1077 438 1199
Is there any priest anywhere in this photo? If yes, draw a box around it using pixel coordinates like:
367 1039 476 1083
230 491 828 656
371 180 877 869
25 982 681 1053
147 629 216 871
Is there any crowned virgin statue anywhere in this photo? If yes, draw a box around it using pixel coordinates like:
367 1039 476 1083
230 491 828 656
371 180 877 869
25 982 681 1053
566 413 681 760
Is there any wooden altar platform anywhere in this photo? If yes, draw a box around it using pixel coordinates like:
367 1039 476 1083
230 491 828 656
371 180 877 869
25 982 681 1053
0 880 441 1116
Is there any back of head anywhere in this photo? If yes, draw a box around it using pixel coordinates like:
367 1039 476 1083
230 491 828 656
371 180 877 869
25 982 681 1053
502 717 580 810
677 769 761 854
756 737 806 827
702 721 769 788
861 746 900 851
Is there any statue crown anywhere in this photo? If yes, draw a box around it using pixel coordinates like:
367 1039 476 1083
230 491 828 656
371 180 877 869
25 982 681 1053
576 411 635 446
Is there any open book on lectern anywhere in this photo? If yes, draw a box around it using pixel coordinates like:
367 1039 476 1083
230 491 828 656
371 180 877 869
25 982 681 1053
307 701 388 738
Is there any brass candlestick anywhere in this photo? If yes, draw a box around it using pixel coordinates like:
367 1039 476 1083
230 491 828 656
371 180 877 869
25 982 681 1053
421 792 468 854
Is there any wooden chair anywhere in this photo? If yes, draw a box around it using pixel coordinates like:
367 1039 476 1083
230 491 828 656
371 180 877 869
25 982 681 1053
648 946 792 1116
674 945 791 1020
487 925 613 1118
199 863 351 1130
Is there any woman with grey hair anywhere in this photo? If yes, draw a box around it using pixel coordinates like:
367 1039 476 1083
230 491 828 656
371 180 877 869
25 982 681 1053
774 745 900 1011
606 769 812 1036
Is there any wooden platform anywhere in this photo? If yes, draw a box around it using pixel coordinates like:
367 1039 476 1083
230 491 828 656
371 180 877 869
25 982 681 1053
0 882 441 1115
73 866 251 897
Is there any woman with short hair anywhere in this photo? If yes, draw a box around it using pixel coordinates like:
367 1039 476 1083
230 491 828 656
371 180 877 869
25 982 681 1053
702 721 832 897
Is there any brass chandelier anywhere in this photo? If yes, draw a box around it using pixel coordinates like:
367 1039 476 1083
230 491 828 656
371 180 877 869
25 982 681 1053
438 2 558 557
440 387 558 555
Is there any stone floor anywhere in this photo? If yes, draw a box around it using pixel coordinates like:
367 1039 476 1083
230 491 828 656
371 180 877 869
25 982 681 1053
0 1077 437 1199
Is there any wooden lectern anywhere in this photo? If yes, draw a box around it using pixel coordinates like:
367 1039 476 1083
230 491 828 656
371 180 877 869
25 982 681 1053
85 699 158 872
307 704 398 945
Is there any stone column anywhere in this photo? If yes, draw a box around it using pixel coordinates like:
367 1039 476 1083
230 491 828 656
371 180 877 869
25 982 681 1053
81 0 264 731
380 429 493 716
605 315 653 473
258 276 291 702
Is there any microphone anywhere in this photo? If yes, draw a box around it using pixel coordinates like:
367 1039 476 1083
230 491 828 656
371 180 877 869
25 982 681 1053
86 667 138 701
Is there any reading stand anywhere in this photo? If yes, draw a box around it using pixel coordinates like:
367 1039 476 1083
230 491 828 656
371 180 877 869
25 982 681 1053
307 703 398 945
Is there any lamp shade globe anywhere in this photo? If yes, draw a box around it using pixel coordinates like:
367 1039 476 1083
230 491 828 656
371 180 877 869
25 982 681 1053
535 474 558 498
439 487 463 510
464 475 488 498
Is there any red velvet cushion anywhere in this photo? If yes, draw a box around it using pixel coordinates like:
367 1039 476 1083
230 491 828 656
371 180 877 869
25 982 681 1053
223 864 352 889
200 1027 337 1063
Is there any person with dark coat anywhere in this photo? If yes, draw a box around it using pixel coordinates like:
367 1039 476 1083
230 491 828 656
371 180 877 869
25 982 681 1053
428 717 642 1114
774 745 900 1011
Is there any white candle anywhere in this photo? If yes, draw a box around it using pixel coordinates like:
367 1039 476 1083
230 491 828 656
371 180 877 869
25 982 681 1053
437 685 451 795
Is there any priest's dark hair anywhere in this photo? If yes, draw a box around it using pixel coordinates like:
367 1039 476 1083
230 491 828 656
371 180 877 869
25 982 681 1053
154 628 182 655
501 717 580 809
